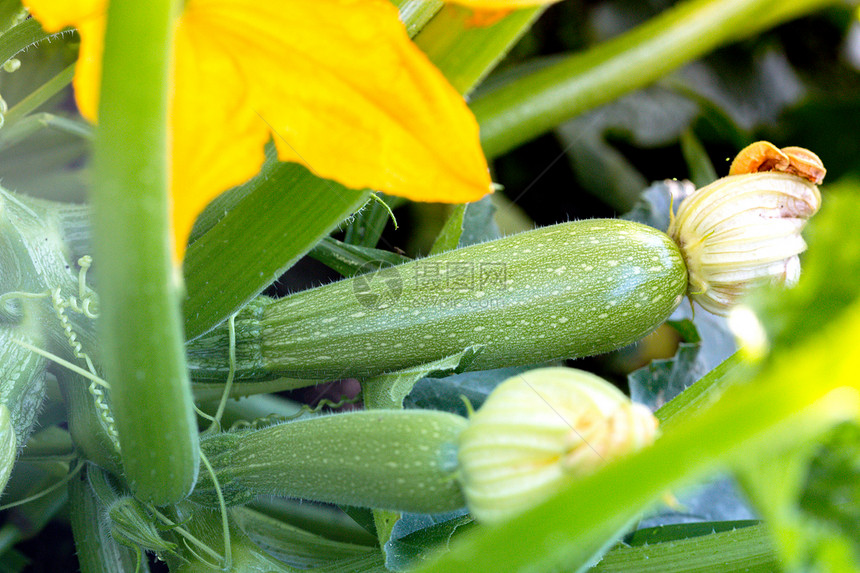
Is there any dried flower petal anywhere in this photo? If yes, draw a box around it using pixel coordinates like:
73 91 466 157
730 141 826 184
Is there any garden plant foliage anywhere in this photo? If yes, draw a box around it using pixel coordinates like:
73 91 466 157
0 0 859 571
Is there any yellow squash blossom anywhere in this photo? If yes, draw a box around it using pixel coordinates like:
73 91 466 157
22 0 525 261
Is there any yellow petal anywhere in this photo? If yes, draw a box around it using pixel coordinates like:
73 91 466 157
171 9 270 259
186 0 491 206
23 0 104 32
24 0 105 121
27 0 493 263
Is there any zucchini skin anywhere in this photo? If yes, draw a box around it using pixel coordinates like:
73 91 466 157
252 218 688 379
193 410 467 512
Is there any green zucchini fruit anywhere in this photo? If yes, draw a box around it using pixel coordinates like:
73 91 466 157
187 218 688 380
193 410 467 513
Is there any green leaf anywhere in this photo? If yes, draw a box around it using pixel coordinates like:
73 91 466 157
363 347 482 412
591 523 778 572
385 513 474 571
555 86 696 212
315 552 387 573
231 506 376 569
669 45 804 133
628 341 701 410
308 236 410 278
458 195 501 247
182 149 370 340
404 365 537 417
429 204 466 255
343 194 397 249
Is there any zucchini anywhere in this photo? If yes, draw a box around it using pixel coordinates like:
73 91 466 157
193 410 467 513
187 219 688 380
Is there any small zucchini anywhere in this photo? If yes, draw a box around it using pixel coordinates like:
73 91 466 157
193 410 467 513
188 219 688 380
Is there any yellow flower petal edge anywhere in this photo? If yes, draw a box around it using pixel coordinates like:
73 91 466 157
24 0 493 262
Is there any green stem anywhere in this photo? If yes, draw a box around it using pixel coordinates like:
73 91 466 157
91 0 198 504
656 349 744 427
394 0 445 37
0 112 93 151
2 63 75 126
472 0 838 159
0 17 53 68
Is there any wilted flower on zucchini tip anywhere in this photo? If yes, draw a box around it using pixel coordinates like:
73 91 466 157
457 367 658 524
669 141 825 317
668 171 822 316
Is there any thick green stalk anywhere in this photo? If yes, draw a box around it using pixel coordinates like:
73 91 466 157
91 0 198 504
472 0 838 159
